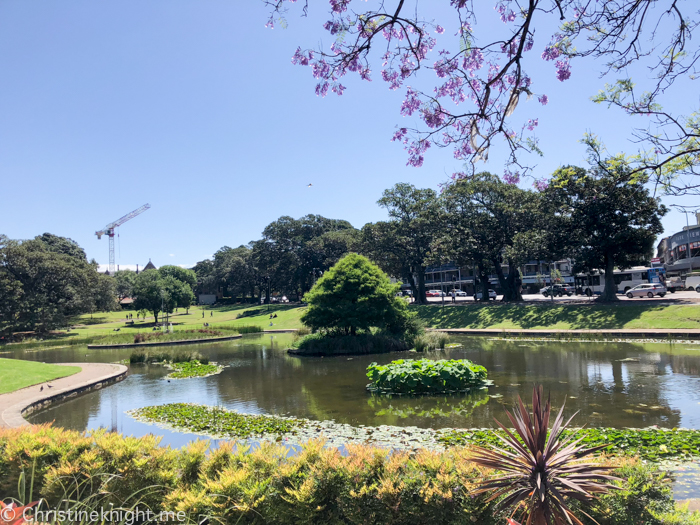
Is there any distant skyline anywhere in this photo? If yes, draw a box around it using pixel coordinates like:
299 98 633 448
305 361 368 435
2 1 697 271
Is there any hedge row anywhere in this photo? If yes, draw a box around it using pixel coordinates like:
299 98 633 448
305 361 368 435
0 425 697 525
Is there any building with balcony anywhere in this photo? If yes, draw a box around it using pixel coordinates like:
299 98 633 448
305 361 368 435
655 212 700 276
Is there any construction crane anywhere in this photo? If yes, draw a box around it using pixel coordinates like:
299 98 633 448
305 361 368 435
95 204 151 274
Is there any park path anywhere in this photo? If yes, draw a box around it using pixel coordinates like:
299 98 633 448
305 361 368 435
434 328 700 338
0 363 128 429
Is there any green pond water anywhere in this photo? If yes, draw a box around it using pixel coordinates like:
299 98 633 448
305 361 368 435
2 333 697 444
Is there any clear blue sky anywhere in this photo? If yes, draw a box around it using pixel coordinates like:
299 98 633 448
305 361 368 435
1 1 696 270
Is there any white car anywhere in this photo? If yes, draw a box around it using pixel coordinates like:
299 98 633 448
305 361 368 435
474 289 497 300
450 289 467 297
686 275 700 292
625 283 667 298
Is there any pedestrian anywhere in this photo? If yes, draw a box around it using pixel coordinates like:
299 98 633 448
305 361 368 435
202 311 205 318
451 291 456 303
210 311 213 317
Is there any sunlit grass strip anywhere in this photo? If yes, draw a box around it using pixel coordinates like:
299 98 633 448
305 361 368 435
166 360 223 379
436 427 700 461
129 403 303 439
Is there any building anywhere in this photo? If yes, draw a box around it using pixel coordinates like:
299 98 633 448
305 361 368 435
655 212 700 275
419 259 574 295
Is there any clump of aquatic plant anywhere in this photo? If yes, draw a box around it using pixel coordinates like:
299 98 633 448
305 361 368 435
129 350 209 364
167 360 222 379
129 403 303 439
413 331 450 351
366 358 489 394
470 385 619 525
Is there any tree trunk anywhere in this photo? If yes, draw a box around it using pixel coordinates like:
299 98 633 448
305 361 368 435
599 253 619 302
153 310 159 324
477 264 490 303
493 260 523 302
415 266 428 305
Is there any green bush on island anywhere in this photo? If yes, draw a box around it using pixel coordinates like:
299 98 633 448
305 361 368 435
366 358 489 394
294 254 423 355
1 425 696 525
167 360 223 379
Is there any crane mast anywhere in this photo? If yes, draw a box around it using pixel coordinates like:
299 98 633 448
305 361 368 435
95 204 151 274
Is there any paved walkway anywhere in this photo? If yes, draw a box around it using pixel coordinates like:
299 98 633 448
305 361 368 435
0 363 128 429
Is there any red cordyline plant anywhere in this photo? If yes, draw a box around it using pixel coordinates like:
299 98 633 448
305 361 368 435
470 385 620 525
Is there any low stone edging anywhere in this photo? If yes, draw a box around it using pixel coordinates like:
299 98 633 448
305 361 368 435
433 328 700 339
0 363 128 428
87 334 243 349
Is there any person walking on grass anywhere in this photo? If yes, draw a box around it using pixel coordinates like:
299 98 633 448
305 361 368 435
451 290 456 304
202 311 205 318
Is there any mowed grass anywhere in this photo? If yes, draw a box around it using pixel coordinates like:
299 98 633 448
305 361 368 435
63 304 305 339
414 303 700 330
0 358 81 394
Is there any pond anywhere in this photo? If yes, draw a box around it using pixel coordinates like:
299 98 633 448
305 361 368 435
4 333 698 446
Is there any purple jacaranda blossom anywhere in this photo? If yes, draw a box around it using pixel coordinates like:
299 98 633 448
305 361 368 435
503 169 520 184
422 106 446 128
463 48 484 74
382 69 401 90
315 81 330 97
323 20 344 35
525 118 538 131
435 25 445 34
406 139 431 167
401 88 421 116
555 59 571 81
392 128 408 142
538 94 549 105
330 0 351 14
542 33 564 61
533 178 549 191
331 83 346 95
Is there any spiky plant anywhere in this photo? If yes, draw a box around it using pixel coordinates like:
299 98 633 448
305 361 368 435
470 385 620 525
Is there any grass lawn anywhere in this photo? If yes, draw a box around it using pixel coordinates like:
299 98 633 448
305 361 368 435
414 303 700 330
0 358 81 394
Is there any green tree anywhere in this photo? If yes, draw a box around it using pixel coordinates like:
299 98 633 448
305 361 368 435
0 234 112 335
113 270 136 300
360 221 417 297
377 183 441 305
132 268 196 323
546 161 668 301
301 253 409 336
158 265 196 289
440 173 541 302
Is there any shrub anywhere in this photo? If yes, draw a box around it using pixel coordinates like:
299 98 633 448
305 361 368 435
129 350 208 364
301 254 412 336
366 358 489 394
0 426 687 525
168 360 221 379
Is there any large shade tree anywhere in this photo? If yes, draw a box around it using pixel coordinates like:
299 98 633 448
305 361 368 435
266 1 700 195
377 183 441 305
132 268 196 323
439 173 541 301
0 233 116 336
546 159 668 301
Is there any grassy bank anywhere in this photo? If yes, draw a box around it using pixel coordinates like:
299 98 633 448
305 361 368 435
0 358 81 394
414 303 700 330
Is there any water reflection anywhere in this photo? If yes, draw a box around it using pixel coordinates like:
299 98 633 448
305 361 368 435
13 334 700 446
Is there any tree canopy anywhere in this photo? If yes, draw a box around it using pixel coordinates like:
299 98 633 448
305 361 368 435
132 267 196 323
0 234 116 336
546 161 667 301
301 253 409 336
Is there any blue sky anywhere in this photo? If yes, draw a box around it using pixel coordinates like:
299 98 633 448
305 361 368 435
1 1 697 270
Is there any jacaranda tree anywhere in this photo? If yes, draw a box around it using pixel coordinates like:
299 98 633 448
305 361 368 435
265 1 700 195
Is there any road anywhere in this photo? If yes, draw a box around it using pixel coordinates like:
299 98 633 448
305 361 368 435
422 290 700 304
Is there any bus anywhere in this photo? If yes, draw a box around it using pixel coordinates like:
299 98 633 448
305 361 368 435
574 267 666 296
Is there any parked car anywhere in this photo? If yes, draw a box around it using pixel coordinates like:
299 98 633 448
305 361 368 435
664 277 685 293
625 283 667 298
686 275 700 292
474 289 497 300
540 284 574 297
450 289 468 297
426 290 446 297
